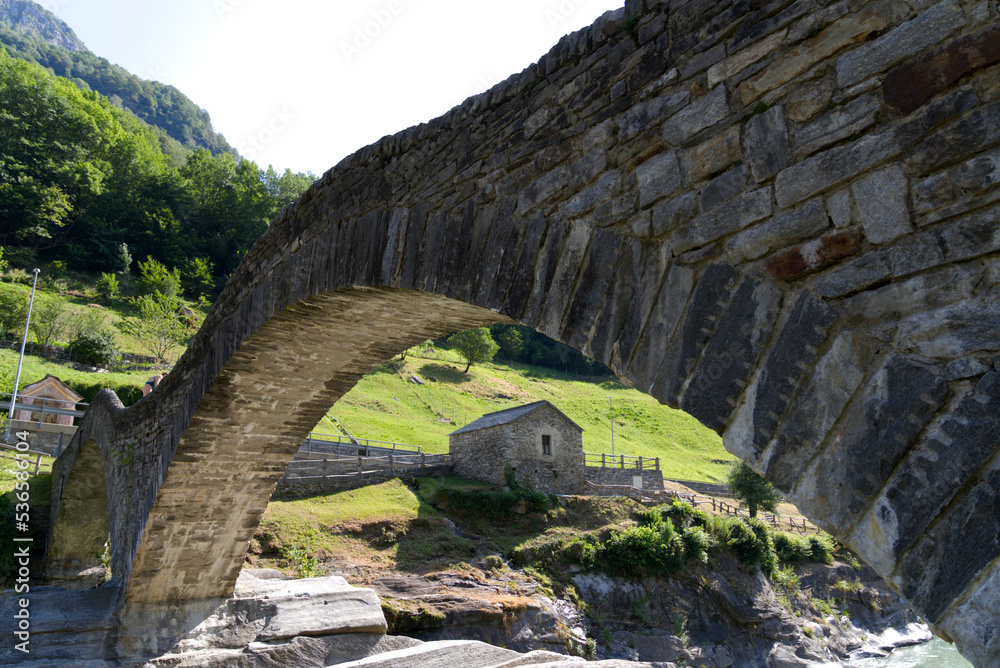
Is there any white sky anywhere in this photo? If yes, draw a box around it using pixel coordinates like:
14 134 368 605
47 0 625 176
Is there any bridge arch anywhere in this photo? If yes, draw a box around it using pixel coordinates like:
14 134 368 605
48 1 1000 663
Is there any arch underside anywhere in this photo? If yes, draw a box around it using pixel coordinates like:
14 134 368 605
125 289 506 603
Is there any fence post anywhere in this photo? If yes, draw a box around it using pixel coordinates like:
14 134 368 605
323 457 329 479
420 452 426 469
656 458 660 471
358 456 363 474
389 453 394 475
620 454 624 469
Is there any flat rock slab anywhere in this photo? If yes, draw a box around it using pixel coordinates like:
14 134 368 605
235 572 388 640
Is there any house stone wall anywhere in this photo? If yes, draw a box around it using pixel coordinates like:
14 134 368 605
451 404 584 494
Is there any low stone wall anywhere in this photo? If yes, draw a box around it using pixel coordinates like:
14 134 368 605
584 466 663 491
274 465 453 499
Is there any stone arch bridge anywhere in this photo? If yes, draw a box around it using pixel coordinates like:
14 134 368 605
47 0 1000 663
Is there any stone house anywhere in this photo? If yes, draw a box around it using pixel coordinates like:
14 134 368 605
14 375 82 427
449 400 585 494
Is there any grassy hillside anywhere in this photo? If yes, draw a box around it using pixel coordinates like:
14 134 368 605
320 345 734 483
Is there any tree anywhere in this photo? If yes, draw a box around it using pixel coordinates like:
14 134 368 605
448 327 500 373
137 256 180 299
29 295 68 353
116 294 187 362
726 461 784 518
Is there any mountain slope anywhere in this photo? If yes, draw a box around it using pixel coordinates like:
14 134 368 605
0 0 84 51
0 0 233 156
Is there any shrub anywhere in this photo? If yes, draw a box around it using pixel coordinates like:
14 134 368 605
95 273 120 302
808 535 834 564
663 499 712 529
71 330 121 369
681 525 713 564
773 532 813 564
724 517 776 575
599 520 686 578
137 256 181 299
5 267 31 285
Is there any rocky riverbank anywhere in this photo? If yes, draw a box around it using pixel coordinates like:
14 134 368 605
358 543 924 667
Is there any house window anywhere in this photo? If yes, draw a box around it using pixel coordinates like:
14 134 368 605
542 434 552 456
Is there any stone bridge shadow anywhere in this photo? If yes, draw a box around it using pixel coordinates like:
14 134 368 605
45 0 1000 664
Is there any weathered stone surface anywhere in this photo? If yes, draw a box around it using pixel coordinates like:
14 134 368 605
620 89 691 141
900 460 1000 624
885 25 1000 114
775 129 902 207
851 165 912 245
682 124 742 183
763 332 874 491
825 188 853 228
739 11 889 105
908 100 1000 176
535 221 592 337
745 105 792 182
637 151 682 207
708 29 787 88
647 263 736 402
896 297 1000 359
519 166 570 212
674 187 772 253
944 356 993 380
724 292 836 464
938 558 1000 668
681 276 783 433
793 94 880 158
564 229 624 350
841 263 982 325
663 86 729 144
786 78 835 123
836 0 964 87
651 191 698 236
562 171 626 219
763 229 863 281
699 165 748 211
814 253 890 299
725 199 828 265
794 357 949 535
859 373 1000 577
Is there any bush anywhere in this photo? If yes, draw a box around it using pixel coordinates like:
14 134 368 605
599 521 686 578
808 535 834 564
662 499 712 529
95 273 119 302
724 517 776 575
773 532 813 564
137 256 181 299
681 525 714 564
71 330 121 368
66 378 142 407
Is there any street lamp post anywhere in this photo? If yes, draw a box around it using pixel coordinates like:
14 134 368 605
606 395 614 458
5 268 41 442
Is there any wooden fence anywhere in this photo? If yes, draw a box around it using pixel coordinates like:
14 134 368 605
0 443 51 475
299 433 424 458
283 452 451 480
583 453 661 471
584 481 813 533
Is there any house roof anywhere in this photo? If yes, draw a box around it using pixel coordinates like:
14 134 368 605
449 400 583 436
21 374 82 402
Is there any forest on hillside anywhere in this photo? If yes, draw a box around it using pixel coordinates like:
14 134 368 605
0 2 233 157
0 48 314 286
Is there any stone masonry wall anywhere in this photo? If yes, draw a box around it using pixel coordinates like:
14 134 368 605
49 1 1000 662
452 405 585 495
584 466 664 490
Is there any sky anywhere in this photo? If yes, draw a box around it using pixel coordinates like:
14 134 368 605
46 0 625 177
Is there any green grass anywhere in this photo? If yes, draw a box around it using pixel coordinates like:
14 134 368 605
0 349 153 404
322 347 734 483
